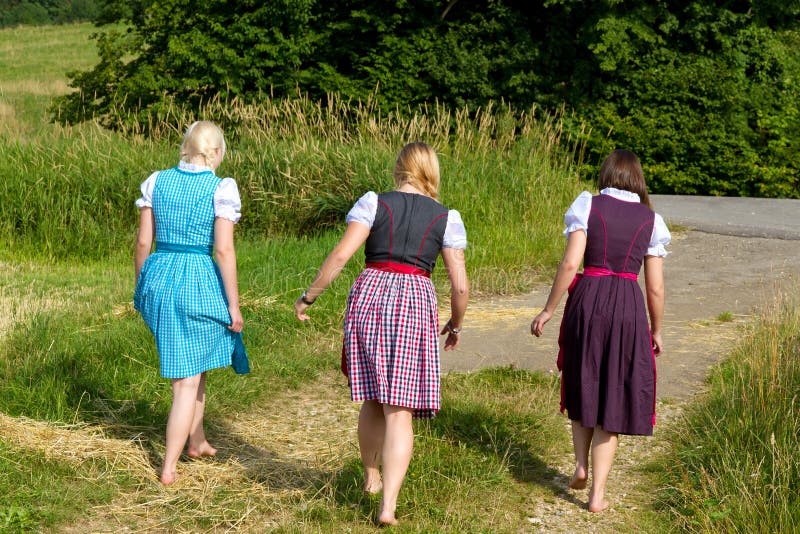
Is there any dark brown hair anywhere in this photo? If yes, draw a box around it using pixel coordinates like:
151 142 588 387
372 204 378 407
598 149 651 209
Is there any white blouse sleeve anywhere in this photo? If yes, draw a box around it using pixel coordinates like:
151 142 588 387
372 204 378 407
214 178 242 223
563 191 593 236
135 172 158 208
647 213 671 257
443 209 468 249
346 191 378 228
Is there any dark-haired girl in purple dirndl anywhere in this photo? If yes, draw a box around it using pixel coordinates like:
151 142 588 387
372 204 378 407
531 149 670 513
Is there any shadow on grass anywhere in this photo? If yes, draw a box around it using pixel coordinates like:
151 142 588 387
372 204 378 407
427 404 583 507
321 401 583 521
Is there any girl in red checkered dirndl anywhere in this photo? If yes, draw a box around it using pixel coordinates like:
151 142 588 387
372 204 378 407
295 142 469 527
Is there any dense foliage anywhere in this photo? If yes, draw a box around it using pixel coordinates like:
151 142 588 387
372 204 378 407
0 0 98 27
54 0 800 197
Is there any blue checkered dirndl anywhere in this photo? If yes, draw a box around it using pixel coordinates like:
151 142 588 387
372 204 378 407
134 167 247 379
343 267 441 419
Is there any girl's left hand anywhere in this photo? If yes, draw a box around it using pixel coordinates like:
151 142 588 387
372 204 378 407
440 326 461 351
295 298 311 322
228 305 244 333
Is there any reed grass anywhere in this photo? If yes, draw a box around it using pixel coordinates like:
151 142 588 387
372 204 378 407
655 294 800 531
4 94 586 294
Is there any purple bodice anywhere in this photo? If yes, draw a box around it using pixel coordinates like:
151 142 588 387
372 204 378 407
584 194 655 275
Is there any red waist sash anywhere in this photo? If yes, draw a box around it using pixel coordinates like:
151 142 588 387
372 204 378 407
366 261 431 278
583 266 638 281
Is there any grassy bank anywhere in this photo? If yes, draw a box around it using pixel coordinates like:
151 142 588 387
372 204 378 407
654 296 800 531
0 23 579 531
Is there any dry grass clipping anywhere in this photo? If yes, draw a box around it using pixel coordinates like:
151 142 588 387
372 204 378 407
1 373 361 532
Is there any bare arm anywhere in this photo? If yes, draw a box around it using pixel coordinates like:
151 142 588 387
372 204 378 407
530 230 587 337
440 247 469 350
214 217 243 333
294 221 371 321
644 255 665 355
134 207 154 283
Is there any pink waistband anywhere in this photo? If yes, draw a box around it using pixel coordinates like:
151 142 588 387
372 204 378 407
366 261 431 278
583 266 638 281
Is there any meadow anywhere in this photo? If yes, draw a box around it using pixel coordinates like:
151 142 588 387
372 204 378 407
1 22 798 533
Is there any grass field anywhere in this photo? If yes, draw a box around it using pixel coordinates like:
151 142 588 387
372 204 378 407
1 22 798 533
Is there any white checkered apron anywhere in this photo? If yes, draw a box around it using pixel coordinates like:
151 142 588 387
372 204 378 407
343 268 440 418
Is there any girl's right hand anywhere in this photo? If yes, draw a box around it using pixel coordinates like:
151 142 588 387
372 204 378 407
228 305 244 333
651 331 664 355
530 310 552 337
294 298 311 322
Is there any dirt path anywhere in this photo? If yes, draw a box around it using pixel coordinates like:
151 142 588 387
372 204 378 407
447 228 800 531
5 197 800 532
447 230 800 402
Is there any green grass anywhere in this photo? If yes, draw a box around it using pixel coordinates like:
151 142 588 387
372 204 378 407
9 21 798 534
716 310 734 322
0 23 100 137
0 439 131 532
298 368 567 532
654 297 800 531
1 96 585 294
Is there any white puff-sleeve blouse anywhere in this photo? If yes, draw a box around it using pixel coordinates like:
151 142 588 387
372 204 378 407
346 191 468 249
134 162 242 223
563 188 670 257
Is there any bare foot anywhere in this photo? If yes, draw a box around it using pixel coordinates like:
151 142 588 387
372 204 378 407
187 441 217 458
568 466 588 490
377 512 398 527
588 497 609 512
160 470 178 485
364 480 383 495
378 499 398 526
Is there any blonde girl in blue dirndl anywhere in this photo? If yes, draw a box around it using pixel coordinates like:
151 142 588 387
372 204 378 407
134 121 249 485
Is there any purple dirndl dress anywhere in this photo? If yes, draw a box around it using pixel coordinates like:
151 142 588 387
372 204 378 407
342 191 464 419
560 194 657 436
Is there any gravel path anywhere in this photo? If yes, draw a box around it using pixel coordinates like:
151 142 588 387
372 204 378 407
444 195 800 530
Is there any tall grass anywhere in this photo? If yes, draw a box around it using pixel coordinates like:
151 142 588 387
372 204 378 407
3 94 586 293
655 295 800 531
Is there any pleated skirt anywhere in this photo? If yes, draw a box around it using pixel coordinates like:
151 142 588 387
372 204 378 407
560 276 656 436
343 268 440 419
134 252 242 379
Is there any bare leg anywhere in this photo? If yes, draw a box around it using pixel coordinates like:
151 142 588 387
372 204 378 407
358 400 385 494
378 405 414 526
589 426 618 512
187 373 217 458
161 374 202 484
569 420 593 490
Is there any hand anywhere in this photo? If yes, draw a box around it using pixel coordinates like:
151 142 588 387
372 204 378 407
651 331 664 356
295 298 311 322
228 305 244 333
440 323 461 351
530 310 552 337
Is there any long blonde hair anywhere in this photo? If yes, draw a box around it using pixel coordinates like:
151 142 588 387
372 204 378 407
180 121 226 168
393 142 440 199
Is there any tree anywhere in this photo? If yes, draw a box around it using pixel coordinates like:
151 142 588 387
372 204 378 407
55 0 800 197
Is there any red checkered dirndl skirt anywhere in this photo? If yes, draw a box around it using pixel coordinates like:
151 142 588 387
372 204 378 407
343 267 440 419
